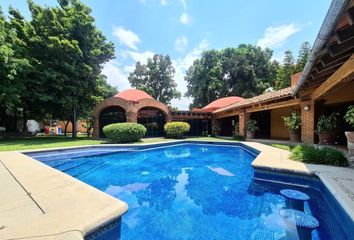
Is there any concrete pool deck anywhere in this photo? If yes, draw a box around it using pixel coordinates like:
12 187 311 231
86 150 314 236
0 151 128 240
0 139 353 239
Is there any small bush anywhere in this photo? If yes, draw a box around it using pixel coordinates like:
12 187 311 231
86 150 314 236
164 122 190 138
316 112 339 133
103 123 146 143
233 135 245 141
283 112 301 131
291 145 347 167
245 119 258 132
344 105 354 128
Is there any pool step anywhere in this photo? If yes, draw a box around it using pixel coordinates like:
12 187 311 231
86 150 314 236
280 209 319 240
280 189 310 211
71 162 107 178
58 161 92 173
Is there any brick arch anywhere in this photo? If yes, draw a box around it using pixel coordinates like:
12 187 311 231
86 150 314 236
134 98 172 122
93 97 172 138
93 97 131 138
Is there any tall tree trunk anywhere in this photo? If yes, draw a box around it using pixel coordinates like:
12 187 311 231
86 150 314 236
87 127 91 138
72 107 77 139
22 109 27 133
64 120 70 136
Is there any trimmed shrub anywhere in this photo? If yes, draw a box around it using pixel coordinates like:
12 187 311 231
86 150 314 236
103 123 146 143
164 122 190 138
291 145 347 167
233 135 245 141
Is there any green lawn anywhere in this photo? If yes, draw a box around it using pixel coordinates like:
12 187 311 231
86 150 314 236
0 136 229 152
270 143 294 151
0 136 107 151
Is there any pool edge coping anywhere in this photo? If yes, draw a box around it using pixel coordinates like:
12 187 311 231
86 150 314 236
1 139 354 239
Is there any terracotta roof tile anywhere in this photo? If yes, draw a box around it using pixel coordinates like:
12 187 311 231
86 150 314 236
213 87 294 113
114 89 154 102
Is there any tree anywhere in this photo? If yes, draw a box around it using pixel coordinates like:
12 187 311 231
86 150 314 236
80 75 117 137
128 54 181 104
0 7 29 110
295 41 311 73
185 50 225 108
27 0 115 138
275 50 295 89
185 45 278 108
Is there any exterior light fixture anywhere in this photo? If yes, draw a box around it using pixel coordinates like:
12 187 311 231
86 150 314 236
303 105 310 111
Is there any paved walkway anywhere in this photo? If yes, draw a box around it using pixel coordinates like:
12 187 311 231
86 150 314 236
0 151 127 240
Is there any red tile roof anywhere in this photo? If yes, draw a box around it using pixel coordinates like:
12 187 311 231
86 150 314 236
193 96 244 113
214 87 294 113
114 89 154 101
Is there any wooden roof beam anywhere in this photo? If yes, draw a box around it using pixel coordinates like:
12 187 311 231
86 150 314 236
329 37 354 56
312 54 354 100
335 24 354 43
348 6 354 24
245 98 300 113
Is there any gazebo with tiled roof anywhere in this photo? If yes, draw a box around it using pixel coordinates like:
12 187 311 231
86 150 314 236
92 89 172 138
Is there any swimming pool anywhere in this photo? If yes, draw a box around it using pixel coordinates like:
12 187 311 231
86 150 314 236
28 142 351 240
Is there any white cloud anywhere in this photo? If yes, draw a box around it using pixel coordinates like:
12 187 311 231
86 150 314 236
174 36 188 52
171 39 209 109
180 12 191 25
101 51 155 92
104 39 208 110
257 23 300 49
102 60 131 90
123 50 155 63
179 0 187 10
113 26 141 50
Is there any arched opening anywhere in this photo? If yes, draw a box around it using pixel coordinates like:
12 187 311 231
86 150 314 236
99 106 126 138
137 107 166 137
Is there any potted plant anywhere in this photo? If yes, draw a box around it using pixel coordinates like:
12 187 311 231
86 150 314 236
316 112 338 145
344 105 354 156
0 126 5 138
282 112 301 142
245 119 258 139
212 125 220 136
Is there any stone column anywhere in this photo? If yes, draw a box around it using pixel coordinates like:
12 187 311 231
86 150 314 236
92 115 100 139
239 111 250 137
300 101 315 143
300 100 326 144
126 111 138 123
211 118 221 136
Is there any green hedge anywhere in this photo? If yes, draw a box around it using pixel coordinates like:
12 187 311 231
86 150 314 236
164 122 190 138
102 123 146 143
233 135 245 141
291 145 347 167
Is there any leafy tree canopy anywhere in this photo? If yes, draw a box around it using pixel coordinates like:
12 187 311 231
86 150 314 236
128 54 181 104
185 44 278 108
0 0 116 136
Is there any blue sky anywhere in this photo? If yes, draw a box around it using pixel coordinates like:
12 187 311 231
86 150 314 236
2 0 331 109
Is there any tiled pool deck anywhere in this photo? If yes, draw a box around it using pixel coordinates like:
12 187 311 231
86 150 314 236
0 139 353 239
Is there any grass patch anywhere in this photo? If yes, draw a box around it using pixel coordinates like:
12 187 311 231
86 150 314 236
0 135 107 151
271 144 294 151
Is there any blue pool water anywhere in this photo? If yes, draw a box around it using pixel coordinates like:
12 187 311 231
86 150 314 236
29 143 350 240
